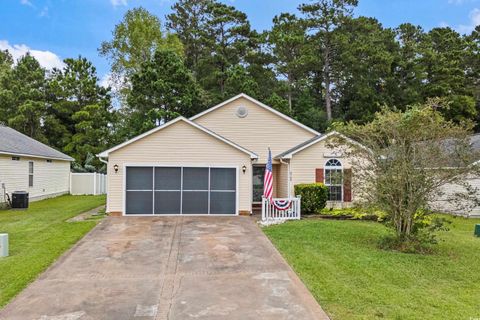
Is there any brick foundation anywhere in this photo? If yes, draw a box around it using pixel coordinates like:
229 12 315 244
108 211 123 217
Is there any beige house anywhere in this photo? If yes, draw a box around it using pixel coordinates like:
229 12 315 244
0 125 73 206
98 93 356 216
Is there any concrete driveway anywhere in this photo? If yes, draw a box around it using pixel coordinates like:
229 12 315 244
0 217 329 320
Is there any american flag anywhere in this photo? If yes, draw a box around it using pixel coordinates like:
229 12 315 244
263 148 273 201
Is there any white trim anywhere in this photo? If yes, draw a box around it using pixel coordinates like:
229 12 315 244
278 131 367 159
97 117 257 159
0 151 73 162
324 158 343 202
190 93 320 136
122 164 239 216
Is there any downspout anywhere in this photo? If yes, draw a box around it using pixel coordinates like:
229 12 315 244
280 158 292 198
98 156 108 165
97 155 109 212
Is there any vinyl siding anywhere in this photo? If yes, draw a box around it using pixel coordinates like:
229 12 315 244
429 175 480 217
277 163 289 198
106 121 253 213
193 97 317 163
289 139 356 205
0 155 70 203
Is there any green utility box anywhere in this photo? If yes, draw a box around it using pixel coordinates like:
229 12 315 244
475 224 480 237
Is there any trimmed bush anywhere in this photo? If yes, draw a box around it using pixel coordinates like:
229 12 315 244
294 183 328 214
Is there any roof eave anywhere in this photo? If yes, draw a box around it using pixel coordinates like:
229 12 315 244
97 116 258 159
0 151 73 161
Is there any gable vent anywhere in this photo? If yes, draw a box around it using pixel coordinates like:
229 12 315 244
236 106 248 118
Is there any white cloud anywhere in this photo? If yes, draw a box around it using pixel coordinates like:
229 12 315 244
457 8 480 33
99 73 114 88
448 0 478 4
39 6 48 17
0 40 65 70
110 0 127 7
20 0 33 7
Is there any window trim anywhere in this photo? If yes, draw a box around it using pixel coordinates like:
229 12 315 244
28 161 34 187
324 159 343 202
12 156 20 161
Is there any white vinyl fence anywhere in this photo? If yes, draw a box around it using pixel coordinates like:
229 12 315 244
262 196 301 221
70 172 107 195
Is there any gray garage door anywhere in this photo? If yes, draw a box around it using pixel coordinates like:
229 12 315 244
125 166 236 215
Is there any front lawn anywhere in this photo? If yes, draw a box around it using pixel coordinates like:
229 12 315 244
0 195 106 308
264 216 480 320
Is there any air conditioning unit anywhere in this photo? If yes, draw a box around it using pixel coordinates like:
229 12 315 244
12 191 29 209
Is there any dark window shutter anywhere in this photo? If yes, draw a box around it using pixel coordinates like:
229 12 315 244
343 168 352 202
315 168 324 183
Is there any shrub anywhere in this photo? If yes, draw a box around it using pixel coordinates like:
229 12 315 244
319 207 387 221
294 183 328 214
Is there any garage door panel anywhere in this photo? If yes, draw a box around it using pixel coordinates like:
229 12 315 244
182 191 208 214
210 192 236 215
154 191 181 214
126 191 153 215
126 166 236 215
210 168 236 191
155 167 181 190
126 167 153 190
183 167 209 190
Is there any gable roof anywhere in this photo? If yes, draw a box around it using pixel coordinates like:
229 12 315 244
276 131 366 159
190 93 320 136
97 117 258 159
0 125 74 161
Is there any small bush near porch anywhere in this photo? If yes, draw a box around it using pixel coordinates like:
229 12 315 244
264 217 480 319
0 195 106 307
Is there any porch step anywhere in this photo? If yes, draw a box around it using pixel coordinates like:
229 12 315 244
252 203 262 215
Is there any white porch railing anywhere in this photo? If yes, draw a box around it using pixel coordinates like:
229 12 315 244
261 196 301 221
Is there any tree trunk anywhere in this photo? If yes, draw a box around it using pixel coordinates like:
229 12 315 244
287 76 293 113
324 45 332 121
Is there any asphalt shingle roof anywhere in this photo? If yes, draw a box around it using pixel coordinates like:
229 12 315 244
0 125 73 161
275 135 323 158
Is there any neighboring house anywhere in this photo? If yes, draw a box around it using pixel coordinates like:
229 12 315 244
98 93 356 216
429 134 480 218
0 125 73 206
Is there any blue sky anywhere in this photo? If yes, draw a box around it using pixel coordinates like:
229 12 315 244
1 0 479 84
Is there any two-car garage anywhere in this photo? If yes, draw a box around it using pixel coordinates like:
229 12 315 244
125 166 237 215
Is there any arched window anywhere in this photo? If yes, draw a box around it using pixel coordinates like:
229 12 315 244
325 159 343 201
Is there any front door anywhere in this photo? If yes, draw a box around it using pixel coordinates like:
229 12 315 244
252 165 265 203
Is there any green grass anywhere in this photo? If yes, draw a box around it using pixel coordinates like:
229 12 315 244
263 216 480 320
0 194 106 307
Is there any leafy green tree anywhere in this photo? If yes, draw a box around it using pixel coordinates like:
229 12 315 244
126 50 205 137
334 17 397 122
421 27 477 123
0 50 14 125
199 1 252 99
392 23 426 108
422 27 467 98
167 0 211 76
465 25 480 127
6 54 46 140
46 56 113 167
268 13 310 112
334 100 480 252
299 0 358 121
99 7 183 94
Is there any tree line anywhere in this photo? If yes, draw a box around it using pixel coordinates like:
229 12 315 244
0 0 479 170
